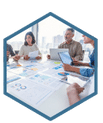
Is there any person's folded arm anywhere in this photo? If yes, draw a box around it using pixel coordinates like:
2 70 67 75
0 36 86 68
77 62 90 67
63 64 80 74
80 68 94 77
63 64 94 77
73 59 90 67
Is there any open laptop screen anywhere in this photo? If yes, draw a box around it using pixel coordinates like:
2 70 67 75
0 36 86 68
58 51 73 65
50 48 69 60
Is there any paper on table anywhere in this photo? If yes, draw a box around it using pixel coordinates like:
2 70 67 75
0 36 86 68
41 64 64 79
25 64 46 72
7 62 22 69
8 67 37 77
7 77 63 107
20 60 38 67
28 50 38 58
7 71 21 83
28 73 64 90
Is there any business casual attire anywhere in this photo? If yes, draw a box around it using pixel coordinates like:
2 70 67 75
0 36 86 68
7 44 15 61
18 43 41 57
58 40 83 60
80 49 95 77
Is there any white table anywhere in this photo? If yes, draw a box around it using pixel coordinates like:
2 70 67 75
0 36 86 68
37 74 94 117
7 57 94 117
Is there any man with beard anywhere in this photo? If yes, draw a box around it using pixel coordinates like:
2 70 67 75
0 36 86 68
47 28 83 61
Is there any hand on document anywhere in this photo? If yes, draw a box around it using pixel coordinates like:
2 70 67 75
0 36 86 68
47 54 50 59
28 50 41 60
35 56 41 60
13 55 20 61
24 55 30 60
66 83 84 105
67 83 84 95
28 50 38 58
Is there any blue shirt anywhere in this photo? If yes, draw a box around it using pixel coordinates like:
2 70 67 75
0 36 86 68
80 50 94 77
89 50 94 68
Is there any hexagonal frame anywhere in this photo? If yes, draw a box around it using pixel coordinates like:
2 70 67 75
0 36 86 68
3 12 98 121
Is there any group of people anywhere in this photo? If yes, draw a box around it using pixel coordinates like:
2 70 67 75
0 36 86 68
7 28 95 105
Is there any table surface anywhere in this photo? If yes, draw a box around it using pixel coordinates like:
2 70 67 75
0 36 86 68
7 57 94 117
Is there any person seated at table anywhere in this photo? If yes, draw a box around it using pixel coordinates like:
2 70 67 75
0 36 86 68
67 83 84 106
47 28 83 61
63 35 95 77
7 43 15 61
13 32 42 60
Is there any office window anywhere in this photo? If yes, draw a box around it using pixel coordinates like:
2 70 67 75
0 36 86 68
7 18 93 61
7 25 39 55
37 16 89 55
7 27 32 52
38 16 69 54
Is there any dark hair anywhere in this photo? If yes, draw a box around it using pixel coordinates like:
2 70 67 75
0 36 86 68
66 28 74 33
24 32 36 46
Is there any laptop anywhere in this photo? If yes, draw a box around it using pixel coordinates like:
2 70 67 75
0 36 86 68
58 51 74 65
50 48 69 60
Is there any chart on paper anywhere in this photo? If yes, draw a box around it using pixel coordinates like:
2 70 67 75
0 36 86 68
7 76 63 107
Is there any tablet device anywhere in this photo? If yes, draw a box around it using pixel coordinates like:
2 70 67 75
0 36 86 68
50 48 69 60
58 51 73 65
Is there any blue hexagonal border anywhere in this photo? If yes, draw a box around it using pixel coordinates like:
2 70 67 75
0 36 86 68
3 12 98 121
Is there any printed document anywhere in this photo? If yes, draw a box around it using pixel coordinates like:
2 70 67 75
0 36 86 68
28 50 38 58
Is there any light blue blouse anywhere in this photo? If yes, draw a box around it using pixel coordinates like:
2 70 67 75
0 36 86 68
80 50 95 77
